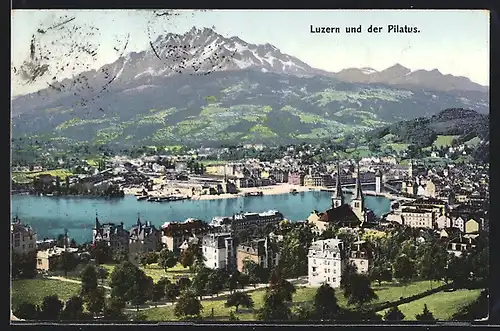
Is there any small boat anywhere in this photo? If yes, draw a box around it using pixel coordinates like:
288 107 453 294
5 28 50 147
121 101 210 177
245 191 263 197
136 195 148 201
290 189 298 195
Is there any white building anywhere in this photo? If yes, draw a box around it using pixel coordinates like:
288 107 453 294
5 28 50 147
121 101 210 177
201 233 235 270
452 216 466 233
436 215 452 229
11 219 37 255
308 238 345 288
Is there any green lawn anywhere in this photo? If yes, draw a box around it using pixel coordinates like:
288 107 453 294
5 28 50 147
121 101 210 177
465 136 481 147
433 135 459 148
101 263 191 283
139 280 444 321
377 289 482 320
11 279 81 309
385 143 409 152
12 168 74 183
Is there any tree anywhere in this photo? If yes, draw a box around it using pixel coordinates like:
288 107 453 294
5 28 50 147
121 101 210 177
191 266 211 299
393 254 416 285
11 251 37 279
205 269 225 297
61 296 84 320
292 305 315 320
57 251 79 277
224 291 254 313
268 270 296 302
174 290 202 318
340 261 358 297
110 261 153 304
14 302 39 320
177 277 192 291
417 239 448 287
40 295 64 320
151 283 165 307
369 262 392 286
130 276 154 311
314 283 340 320
279 224 314 278
179 247 195 268
158 248 178 272
384 306 405 321
343 273 378 308
256 289 291 321
80 265 98 297
85 287 106 317
97 267 109 285
243 259 264 286
103 297 127 321
415 304 437 321
165 282 181 302
446 254 469 289
89 241 111 264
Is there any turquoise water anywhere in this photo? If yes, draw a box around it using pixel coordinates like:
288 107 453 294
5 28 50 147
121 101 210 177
11 191 390 243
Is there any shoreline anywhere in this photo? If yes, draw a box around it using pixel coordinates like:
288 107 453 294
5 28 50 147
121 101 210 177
124 184 324 201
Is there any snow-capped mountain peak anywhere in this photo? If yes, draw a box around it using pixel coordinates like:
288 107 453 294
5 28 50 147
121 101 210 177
102 27 329 82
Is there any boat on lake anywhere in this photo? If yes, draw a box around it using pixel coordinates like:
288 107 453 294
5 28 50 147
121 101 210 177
136 195 148 201
245 191 263 197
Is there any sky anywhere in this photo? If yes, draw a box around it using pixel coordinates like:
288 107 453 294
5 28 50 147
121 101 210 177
11 9 490 96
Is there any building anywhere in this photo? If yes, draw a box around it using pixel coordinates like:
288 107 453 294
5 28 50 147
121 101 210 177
11 218 37 255
161 219 210 252
447 235 477 257
288 172 304 186
231 210 283 233
465 219 480 234
435 215 452 229
439 227 462 239
92 216 129 255
348 240 373 274
236 237 279 272
307 161 371 233
389 197 448 229
128 216 161 264
36 246 78 271
201 233 235 270
308 238 345 288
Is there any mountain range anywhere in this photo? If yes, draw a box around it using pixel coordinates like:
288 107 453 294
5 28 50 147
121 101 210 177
11 27 489 147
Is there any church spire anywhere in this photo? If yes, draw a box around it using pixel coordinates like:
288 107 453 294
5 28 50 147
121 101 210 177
353 161 364 207
332 160 345 208
95 212 100 229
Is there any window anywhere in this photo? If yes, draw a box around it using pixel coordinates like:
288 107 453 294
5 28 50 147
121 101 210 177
29 244 33 248
22 244 25 249
328 269 330 273
313 259 316 264
14 240 20 247
333 269 336 274
37 259 42 265
324 268 327 273
327 277 330 282
312 267 316 272
332 278 336 282
360 261 364 265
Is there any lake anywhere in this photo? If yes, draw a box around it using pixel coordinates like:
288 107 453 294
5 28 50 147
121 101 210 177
11 191 391 243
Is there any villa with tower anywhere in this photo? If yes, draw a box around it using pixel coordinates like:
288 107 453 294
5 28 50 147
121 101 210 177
307 160 376 234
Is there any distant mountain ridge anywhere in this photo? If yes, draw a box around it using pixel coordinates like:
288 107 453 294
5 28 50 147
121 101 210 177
10 28 489 147
335 64 488 94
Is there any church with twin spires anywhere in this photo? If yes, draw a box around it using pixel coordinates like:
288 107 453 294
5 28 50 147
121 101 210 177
308 161 374 233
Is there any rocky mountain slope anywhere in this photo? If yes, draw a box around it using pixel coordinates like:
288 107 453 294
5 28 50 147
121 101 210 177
11 28 489 147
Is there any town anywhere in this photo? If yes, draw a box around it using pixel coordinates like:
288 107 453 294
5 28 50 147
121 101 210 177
11 144 489 322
